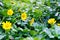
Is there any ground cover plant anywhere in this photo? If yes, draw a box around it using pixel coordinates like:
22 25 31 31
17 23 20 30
0 0 60 40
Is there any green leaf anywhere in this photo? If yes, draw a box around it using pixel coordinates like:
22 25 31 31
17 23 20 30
0 35 6 39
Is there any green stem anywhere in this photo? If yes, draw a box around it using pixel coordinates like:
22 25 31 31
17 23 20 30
40 18 43 23
5 31 9 40
51 24 54 29
13 15 20 23
2 17 5 22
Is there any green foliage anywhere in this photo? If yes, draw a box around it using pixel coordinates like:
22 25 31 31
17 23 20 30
0 0 60 40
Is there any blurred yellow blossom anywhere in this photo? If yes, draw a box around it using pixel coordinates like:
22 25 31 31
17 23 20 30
7 9 13 16
2 21 12 30
11 1 16 4
21 12 27 21
48 18 56 24
57 23 60 26
30 18 34 26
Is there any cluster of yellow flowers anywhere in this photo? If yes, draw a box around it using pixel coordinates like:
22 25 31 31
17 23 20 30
48 18 60 26
2 9 34 30
3 8 60 31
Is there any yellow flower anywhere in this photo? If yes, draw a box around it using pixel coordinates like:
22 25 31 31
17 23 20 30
11 1 16 4
30 18 34 26
48 18 56 24
7 9 13 16
2 21 12 30
57 23 60 26
21 12 27 21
